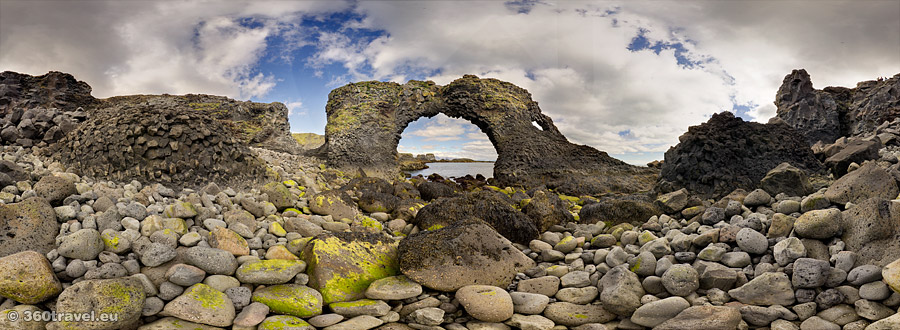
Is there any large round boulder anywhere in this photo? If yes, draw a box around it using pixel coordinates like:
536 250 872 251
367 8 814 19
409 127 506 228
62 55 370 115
398 219 534 292
412 190 538 244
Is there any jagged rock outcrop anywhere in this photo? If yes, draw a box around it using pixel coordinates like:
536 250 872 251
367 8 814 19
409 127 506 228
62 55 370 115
94 94 301 154
50 106 269 189
0 71 301 154
658 112 824 199
775 69 900 145
0 72 91 147
0 71 95 113
312 75 657 195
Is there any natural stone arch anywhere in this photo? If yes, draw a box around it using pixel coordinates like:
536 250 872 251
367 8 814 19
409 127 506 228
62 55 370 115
311 75 656 195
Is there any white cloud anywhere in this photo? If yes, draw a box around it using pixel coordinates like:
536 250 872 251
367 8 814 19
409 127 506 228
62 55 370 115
0 0 349 99
312 0 899 157
406 114 469 141
285 101 305 116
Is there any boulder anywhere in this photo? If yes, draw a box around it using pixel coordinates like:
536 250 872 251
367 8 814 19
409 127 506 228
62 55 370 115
302 232 398 304
0 251 61 304
824 162 899 205
412 190 538 245
251 284 323 318
0 197 59 257
659 112 823 199
398 219 534 292
262 182 296 210
655 188 690 213
841 198 900 266
163 283 235 327
33 175 77 206
794 208 843 239
49 277 145 330
599 265 644 316
654 306 742 330
759 162 813 197
579 195 660 226
309 190 358 221
727 272 795 306
824 140 881 177
523 189 573 232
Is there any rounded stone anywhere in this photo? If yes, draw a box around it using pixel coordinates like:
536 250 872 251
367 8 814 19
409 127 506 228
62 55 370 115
0 250 62 304
251 284 323 318
258 315 314 330
794 208 842 239
57 229 103 260
364 275 423 300
163 283 236 327
735 228 768 254
456 285 514 322
661 264 700 297
509 291 550 315
631 296 691 328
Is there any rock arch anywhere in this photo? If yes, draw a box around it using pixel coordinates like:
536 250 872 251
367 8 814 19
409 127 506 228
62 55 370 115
311 75 656 195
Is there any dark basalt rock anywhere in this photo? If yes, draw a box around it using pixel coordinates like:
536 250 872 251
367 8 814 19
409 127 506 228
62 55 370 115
417 181 456 202
412 190 538 245
578 194 660 226
50 106 268 190
658 112 824 199
311 75 657 195
775 69 900 145
0 71 95 113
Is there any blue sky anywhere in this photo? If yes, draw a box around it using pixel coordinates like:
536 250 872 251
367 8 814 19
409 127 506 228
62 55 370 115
2 0 898 164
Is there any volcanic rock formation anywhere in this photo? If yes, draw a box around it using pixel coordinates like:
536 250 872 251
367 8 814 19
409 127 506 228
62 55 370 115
775 69 900 145
658 112 824 199
312 75 656 195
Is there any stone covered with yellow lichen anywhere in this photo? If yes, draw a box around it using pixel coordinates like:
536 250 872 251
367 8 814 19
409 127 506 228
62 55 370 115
49 277 145 330
251 284 323 318
162 283 235 328
0 250 62 304
301 232 399 304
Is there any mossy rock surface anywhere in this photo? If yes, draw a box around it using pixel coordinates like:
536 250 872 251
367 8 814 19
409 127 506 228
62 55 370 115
136 317 224 329
0 250 62 304
258 315 315 330
50 277 145 330
301 232 398 304
251 284 323 318
398 219 534 292
235 259 306 284
162 283 235 327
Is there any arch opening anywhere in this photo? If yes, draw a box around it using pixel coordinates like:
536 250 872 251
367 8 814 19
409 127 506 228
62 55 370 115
397 113 497 179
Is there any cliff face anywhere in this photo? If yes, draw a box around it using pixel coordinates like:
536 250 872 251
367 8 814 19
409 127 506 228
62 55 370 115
774 69 900 145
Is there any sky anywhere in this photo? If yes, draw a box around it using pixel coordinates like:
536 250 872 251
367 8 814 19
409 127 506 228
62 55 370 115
1 1 898 163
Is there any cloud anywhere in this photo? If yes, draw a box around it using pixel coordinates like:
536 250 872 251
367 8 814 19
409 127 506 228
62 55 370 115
0 0 349 99
406 114 469 141
311 0 899 156
285 101 305 116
